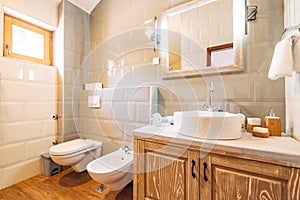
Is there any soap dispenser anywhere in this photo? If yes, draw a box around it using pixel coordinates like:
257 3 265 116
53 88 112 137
237 108 246 132
264 108 281 136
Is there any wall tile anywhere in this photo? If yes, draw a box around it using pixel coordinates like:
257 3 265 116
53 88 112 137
25 102 56 120
0 81 29 101
124 86 150 102
26 65 43 83
42 120 57 137
0 102 26 123
0 143 25 167
83 118 102 135
42 84 57 101
80 101 97 119
162 101 181 116
111 102 135 122
25 137 53 160
219 74 255 102
102 88 124 102
158 86 181 102
64 67 75 85
90 135 120 155
99 120 124 140
132 64 159 83
116 51 145 66
2 121 42 144
247 43 275 73
74 37 89 56
63 118 78 136
136 102 150 123
170 78 207 101
2 158 41 189
0 81 56 102
63 134 80 142
254 72 285 102
123 122 147 142
65 35 74 52
0 59 25 80
95 102 113 120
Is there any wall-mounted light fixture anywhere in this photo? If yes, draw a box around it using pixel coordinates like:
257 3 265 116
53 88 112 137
151 16 160 52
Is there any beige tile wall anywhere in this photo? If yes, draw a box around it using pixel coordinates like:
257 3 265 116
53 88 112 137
89 0 286 132
0 59 57 189
0 0 58 190
62 0 90 141
79 86 151 155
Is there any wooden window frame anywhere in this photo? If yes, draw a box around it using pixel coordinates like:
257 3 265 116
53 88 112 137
4 14 53 65
206 43 233 67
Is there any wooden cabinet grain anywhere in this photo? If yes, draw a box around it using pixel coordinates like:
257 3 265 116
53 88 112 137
134 139 199 200
200 154 300 200
134 138 300 200
208 154 289 199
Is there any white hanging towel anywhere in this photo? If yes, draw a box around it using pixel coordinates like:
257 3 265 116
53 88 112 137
268 36 293 80
293 33 300 72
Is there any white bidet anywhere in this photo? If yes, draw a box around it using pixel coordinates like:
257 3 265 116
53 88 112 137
87 147 133 191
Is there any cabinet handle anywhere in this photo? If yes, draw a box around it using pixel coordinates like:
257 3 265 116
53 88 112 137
203 162 208 182
191 160 196 179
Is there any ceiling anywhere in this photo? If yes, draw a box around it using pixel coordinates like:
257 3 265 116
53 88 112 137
56 0 101 14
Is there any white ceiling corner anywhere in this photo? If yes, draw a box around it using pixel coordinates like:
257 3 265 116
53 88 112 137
57 0 101 14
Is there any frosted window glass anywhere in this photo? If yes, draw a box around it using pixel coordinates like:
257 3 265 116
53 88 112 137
211 48 234 67
12 25 44 59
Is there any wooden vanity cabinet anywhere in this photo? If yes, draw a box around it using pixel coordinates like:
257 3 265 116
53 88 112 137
134 139 200 200
134 138 300 200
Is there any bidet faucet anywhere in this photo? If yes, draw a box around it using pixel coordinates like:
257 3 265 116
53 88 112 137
121 145 131 154
207 81 214 112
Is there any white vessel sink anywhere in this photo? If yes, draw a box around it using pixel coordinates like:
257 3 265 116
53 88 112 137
173 111 242 140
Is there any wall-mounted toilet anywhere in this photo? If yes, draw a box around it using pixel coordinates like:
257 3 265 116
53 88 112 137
49 139 102 172
87 147 133 191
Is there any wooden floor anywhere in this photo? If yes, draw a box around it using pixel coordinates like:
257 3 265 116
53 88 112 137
0 168 133 200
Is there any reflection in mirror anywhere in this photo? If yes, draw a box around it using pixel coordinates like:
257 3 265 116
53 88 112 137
161 0 245 79
207 43 233 67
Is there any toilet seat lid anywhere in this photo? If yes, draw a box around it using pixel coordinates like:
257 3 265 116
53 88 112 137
50 139 95 156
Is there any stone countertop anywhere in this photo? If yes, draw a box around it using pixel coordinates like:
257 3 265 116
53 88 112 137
133 125 300 168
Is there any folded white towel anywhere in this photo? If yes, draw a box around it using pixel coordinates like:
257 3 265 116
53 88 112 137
293 33 300 72
268 36 293 80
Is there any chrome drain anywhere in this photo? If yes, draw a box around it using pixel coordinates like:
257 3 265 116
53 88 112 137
95 184 108 193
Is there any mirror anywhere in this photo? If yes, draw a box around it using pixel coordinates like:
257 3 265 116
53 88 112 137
160 0 246 79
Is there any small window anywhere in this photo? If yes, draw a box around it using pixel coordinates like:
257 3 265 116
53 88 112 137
4 14 53 65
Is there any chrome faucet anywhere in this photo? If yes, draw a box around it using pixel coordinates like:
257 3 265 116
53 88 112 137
207 81 214 112
121 145 131 154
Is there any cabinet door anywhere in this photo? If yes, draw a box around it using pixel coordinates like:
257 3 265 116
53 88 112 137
134 139 199 200
211 154 289 200
145 152 187 200
213 166 285 199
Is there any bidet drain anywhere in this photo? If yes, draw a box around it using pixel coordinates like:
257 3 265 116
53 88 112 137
95 184 108 193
